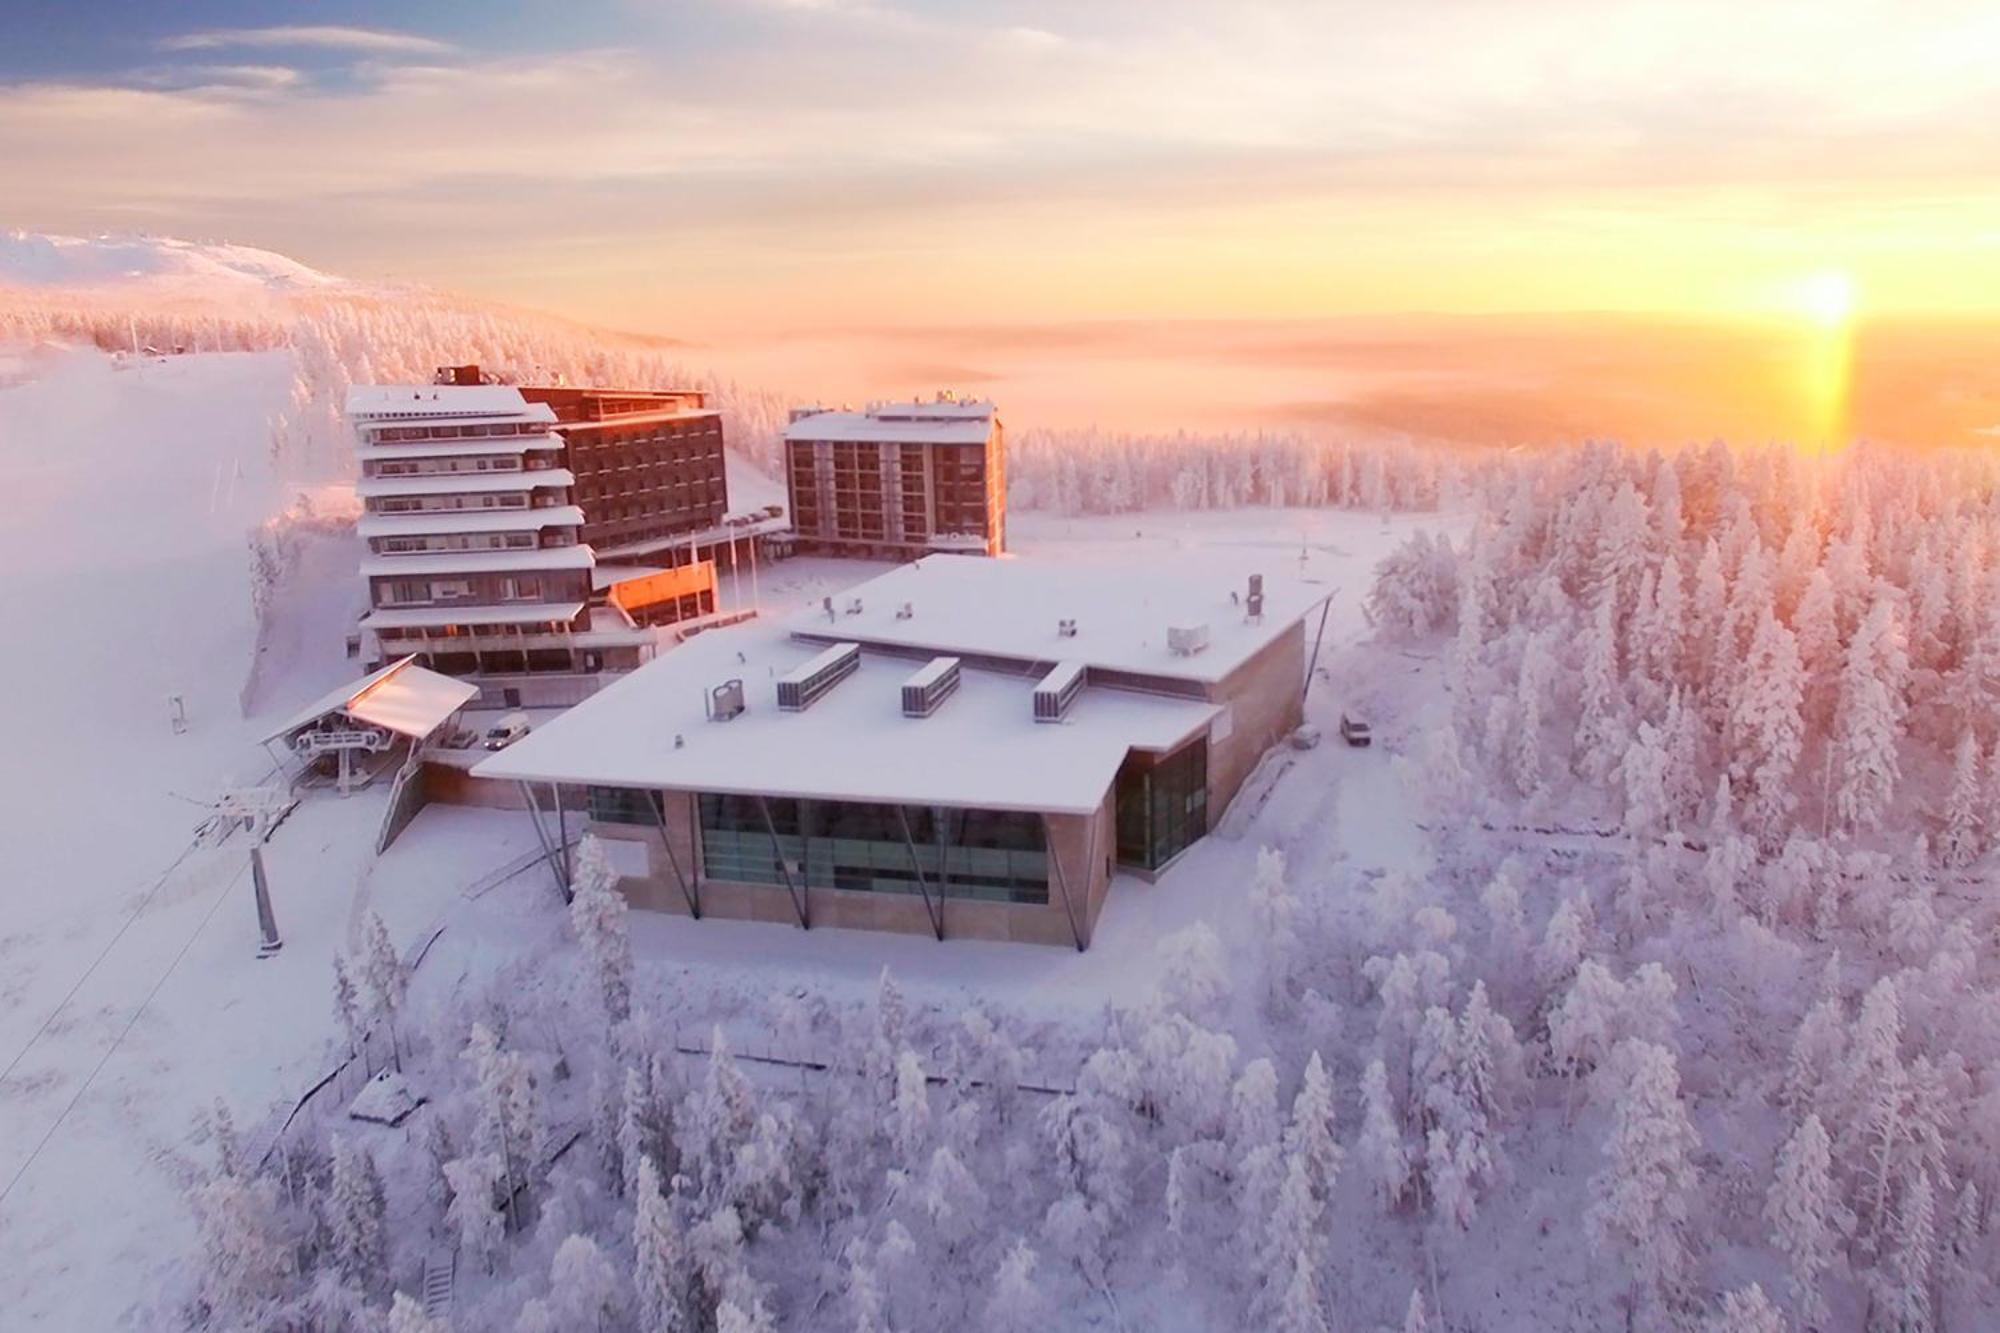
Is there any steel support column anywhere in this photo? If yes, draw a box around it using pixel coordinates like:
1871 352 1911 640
755 795 810 929
1302 591 1336 704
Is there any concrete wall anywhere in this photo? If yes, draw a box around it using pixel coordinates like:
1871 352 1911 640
1204 618 1306 818
590 786 1113 949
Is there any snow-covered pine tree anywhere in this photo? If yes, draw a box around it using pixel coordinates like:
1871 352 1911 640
547 1233 621 1331
1284 1052 1342 1204
441 1152 506 1270
1939 732 1982 868
357 911 408 1067
1832 592 1909 833
1585 1040 1701 1329
1356 1057 1411 1211
325 1135 387 1291
1728 609 1805 847
983 1239 1044 1333
330 955 365 1057
633 1155 689 1333
385 1290 446 1333
1699 1283 1784 1333
568 835 634 1027
1765 1112 1842 1328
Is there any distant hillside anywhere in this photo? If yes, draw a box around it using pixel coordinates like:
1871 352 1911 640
0 231 341 292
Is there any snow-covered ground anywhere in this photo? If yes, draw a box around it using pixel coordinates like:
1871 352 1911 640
0 339 1439 1326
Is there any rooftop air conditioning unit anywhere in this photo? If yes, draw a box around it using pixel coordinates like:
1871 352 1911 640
895 601 914 620
777 642 860 711
846 597 864 616
1246 573 1265 623
1057 618 1078 638
706 678 746 722
901 657 961 718
1168 623 1211 657
1033 661 1086 722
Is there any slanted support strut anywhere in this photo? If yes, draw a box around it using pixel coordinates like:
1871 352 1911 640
648 790 701 919
519 782 567 898
895 805 946 941
1041 813 1087 953
755 795 810 929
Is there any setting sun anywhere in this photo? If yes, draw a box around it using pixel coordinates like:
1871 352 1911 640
1796 271 1858 330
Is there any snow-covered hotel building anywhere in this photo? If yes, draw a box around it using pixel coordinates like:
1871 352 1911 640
352 372 739 697
473 556 1330 948
784 395 1005 559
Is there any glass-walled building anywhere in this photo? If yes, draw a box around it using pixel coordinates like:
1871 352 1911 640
474 554 1327 950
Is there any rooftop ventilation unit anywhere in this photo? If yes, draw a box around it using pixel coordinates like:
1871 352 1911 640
1246 573 1265 623
706 678 746 722
777 642 860 711
1057 618 1078 638
1168 622 1211 656
1033 661 1086 723
845 597 865 616
895 601 914 620
901 656 961 718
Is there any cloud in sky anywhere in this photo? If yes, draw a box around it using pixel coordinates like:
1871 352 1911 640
157 25 456 56
5 1 1999 333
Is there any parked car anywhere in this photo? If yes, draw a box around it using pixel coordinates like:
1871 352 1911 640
483 711 532 750
1339 713 1372 747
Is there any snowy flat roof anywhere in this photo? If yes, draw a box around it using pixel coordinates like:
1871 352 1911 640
264 656 479 743
356 469 574 498
787 555 1330 685
360 546 595 576
473 621 1216 814
347 385 556 421
358 506 584 538
784 406 994 446
361 602 586 629
357 436 564 460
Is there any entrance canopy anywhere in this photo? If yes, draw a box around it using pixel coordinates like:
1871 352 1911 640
264 655 479 744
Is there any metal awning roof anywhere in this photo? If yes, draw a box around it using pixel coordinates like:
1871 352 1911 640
263 656 479 743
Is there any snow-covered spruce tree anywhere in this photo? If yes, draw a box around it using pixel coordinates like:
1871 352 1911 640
385 1290 446 1333
1356 1056 1412 1212
892 1048 933 1171
568 835 633 1028
442 1152 507 1270
330 955 365 1058
634 1155 690 1333
356 911 409 1069
1939 732 1982 868
1699 1283 1784 1333
1873 1169 1937 1333
1831 592 1909 834
681 1027 759 1211
983 1239 1046 1333
324 1135 387 1292
1285 1051 1342 1205
1250 846 1301 1012
189 1169 294 1318
1727 609 1806 848
1585 1040 1702 1330
921 1144 988 1256
1574 594 1627 784
547 1232 621 1331
1765 1112 1844 1328
461 1022 541 1233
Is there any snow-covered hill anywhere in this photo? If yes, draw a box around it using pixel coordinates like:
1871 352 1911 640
0 230 340 292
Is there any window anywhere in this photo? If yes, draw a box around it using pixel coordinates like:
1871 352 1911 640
588 786 663 826
1115 736 1208 871
433 579 474 601
697 794 1048 904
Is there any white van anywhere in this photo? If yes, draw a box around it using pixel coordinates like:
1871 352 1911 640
483 711 532 750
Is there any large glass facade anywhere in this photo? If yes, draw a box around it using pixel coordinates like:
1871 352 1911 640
1114 736 1208 871
696 793 1049 904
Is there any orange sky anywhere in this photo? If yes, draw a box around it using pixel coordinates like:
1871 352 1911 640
5 3 2000 442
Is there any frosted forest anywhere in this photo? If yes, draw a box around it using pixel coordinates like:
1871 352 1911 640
172 437 1999 1333
4 263 1996 1333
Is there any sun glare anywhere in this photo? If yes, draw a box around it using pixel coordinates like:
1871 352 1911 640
1797 270 1857 330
